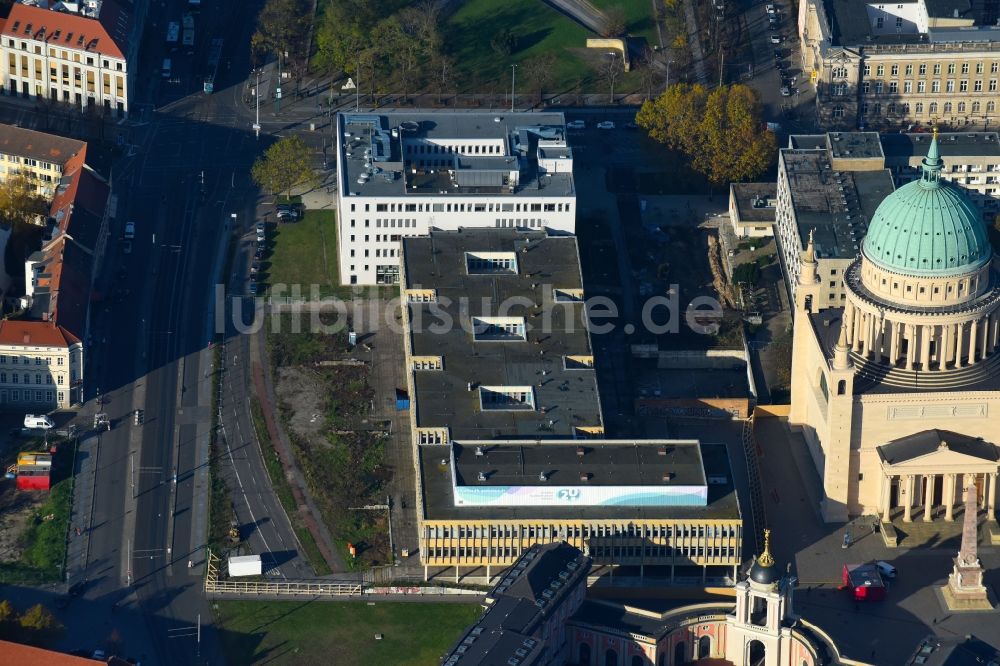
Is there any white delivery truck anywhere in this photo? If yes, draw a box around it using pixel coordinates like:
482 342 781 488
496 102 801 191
228 554 262 577
24 414 55 429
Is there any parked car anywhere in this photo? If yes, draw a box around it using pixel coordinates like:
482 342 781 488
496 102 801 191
248 281 258 295
770 33 782 44
255 221 266 236
766 3 777 12
275 204 300 221
566 120 586 129
124 221 135 240
780 86 792 96
255 246 265 259
92 650 106 661
875 561 897 579
596 121 615 130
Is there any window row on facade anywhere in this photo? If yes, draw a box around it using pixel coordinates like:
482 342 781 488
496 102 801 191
422 541 740 562
0 388 63 403
349 201 571 213
423 522 741 540
861 62 1000 77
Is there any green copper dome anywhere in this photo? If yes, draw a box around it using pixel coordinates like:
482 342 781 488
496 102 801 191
862 133 992 277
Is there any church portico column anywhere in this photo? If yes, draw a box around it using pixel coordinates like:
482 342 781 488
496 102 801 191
969 316 979 363
978 317 988 361
881 474 893 521
924 474 936 521
903 475 915 522
944 473 956 522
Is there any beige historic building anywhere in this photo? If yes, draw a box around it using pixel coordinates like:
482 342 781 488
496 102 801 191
799 0 1000 130
789 132 1000 523
0 0 141 116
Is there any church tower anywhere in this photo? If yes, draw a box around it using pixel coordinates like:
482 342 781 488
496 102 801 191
726 530 798 666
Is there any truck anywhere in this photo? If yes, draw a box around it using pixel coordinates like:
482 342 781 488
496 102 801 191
182 13 195 46
203 38 223 93
228 555 262 577
165 21 179 45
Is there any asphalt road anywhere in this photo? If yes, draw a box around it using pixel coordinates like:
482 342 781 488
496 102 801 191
39 0 276 660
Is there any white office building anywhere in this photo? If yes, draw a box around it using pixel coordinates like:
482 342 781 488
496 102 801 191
334 112 577 285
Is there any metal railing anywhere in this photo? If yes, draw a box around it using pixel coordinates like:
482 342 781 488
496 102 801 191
204 550 362 596
205 579 363 596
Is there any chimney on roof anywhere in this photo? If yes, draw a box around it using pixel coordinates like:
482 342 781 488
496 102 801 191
22 333 30 344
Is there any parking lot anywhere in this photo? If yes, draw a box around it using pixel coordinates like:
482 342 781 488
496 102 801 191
736 0 819 132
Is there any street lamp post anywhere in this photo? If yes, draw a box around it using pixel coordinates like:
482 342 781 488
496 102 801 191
356 56 361 112
510 65 518 112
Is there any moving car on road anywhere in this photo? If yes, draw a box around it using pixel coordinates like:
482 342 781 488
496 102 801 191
597 121 615 130
770 34 783 44
124 221 135 240
566 120 586 129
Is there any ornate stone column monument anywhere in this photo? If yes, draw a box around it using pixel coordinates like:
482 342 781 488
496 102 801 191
941 483 993 610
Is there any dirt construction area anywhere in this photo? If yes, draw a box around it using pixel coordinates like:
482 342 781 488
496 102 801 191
0 485 42 563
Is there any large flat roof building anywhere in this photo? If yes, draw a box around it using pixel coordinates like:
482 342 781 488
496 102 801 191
775 135 895 311
401 229 602 441
401 229 743 582
335 112 576 286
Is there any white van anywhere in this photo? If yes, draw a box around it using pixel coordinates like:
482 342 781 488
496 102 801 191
24 414 55 429
162 59 172 78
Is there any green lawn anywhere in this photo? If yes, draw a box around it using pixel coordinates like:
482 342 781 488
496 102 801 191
266 210 343 299
445 0 595 90
591 0 661 47
215 600 482 666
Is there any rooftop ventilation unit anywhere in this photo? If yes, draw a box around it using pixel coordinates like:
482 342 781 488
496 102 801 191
580 472 591 482
539 471 548 482
576 446 585 456
477 471 487 481
476 446 484 456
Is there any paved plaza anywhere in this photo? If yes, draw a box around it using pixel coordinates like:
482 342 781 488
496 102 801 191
755 416 1000 665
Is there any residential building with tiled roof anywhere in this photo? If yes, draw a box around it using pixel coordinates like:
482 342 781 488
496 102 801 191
0 123 86 196
0 0 143 115
0 640 98 665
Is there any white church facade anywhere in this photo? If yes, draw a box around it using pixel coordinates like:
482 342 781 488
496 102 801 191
788 131 1000 525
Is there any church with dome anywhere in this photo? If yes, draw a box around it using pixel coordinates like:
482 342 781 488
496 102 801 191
789 130 1000 526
